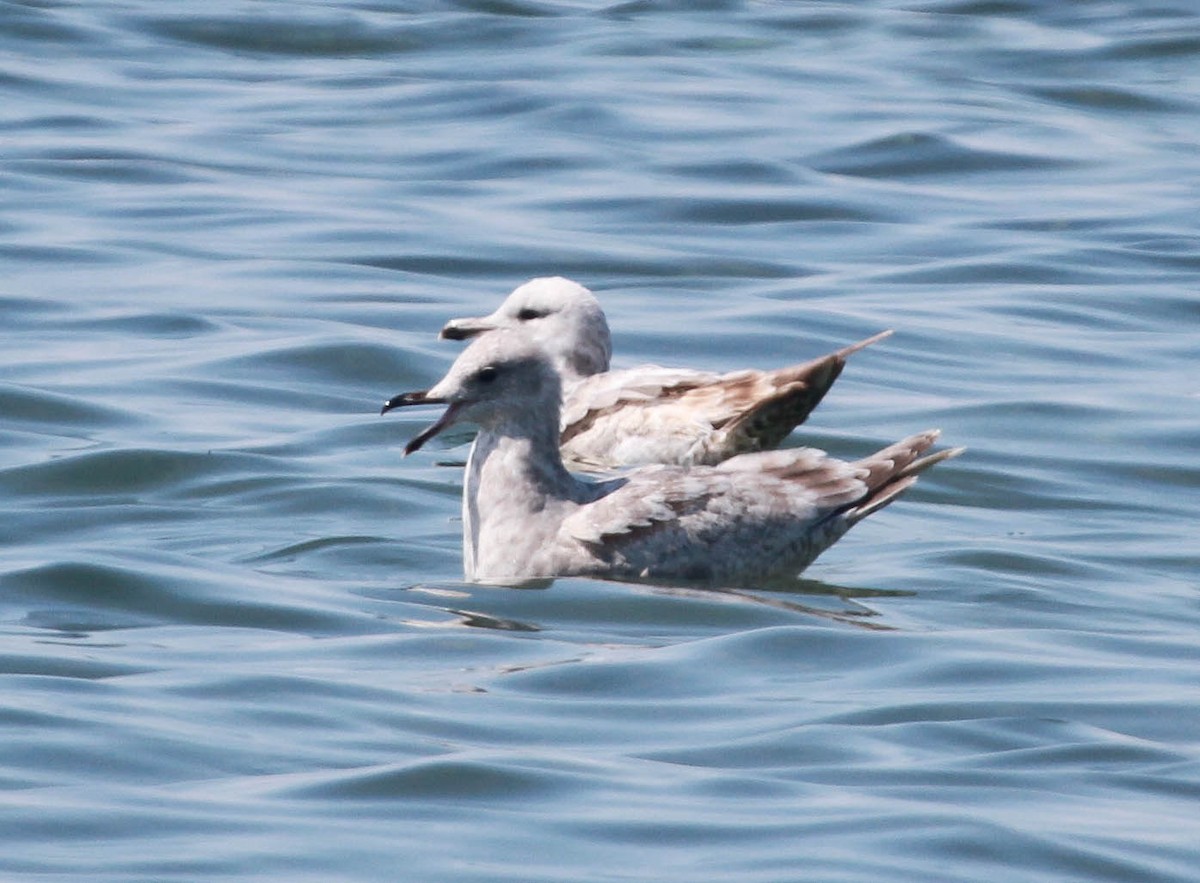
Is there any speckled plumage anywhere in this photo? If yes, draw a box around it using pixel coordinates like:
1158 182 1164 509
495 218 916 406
383 328 962 585
440 277 892 468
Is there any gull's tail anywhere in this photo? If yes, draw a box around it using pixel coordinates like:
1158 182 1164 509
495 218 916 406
719 329 894 456
844 429 965 525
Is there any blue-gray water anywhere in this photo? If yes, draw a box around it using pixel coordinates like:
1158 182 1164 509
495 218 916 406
3 2 1199 880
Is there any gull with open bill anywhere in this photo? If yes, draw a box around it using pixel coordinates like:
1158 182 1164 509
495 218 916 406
383 327 962 585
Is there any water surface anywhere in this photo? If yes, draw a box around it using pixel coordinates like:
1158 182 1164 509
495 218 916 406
3 2 1200 880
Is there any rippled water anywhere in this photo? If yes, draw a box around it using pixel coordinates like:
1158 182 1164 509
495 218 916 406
4 2 1200 880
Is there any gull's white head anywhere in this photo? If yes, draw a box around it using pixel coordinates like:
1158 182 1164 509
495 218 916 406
383 328 563 455
439 277 611 380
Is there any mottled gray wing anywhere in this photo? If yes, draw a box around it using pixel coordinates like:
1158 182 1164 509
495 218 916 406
562 448 869 549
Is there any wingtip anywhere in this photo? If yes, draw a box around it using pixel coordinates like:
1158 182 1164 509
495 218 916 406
905 427 942 450
901 438 964 478
846 435 962 524
920 431 967 461
837 328 894 358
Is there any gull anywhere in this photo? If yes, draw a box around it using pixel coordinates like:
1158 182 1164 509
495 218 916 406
440 277 892 468
382 327 962 586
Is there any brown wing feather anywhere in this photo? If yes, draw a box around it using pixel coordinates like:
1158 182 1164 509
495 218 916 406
844 431 965 523
561 331 892 455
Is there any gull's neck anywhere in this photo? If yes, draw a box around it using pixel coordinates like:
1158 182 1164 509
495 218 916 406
461 400 584 579
546 324 609 381
562 346 606 381
551 349 590 386
472 415 577 499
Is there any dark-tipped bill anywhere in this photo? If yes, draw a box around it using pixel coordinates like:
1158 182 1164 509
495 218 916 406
380 391 459 456
439 317 495 341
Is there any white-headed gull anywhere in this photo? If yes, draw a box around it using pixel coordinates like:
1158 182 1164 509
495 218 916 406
440 277 892 468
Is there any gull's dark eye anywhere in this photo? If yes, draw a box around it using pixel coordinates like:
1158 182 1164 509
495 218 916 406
477 366 500 384
516 308 547 321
